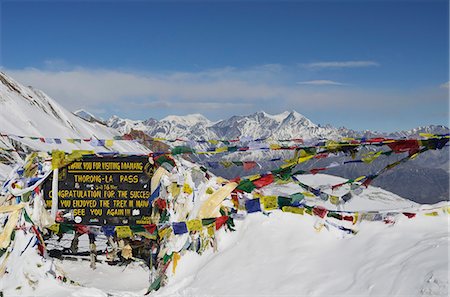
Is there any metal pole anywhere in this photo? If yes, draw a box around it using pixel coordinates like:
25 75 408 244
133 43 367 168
51 168 59 219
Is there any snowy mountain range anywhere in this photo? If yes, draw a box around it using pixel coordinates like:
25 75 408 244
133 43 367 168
107 111 448 143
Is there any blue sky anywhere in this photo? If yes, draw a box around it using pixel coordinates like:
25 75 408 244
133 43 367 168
1 0 448 131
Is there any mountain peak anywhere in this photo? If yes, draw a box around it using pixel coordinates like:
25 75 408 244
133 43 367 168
161 113 212 125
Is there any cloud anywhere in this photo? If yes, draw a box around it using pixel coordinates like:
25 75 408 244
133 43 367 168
3 66 325 112
303 60 380 69
297 80 346 86
440 81 449 89
3 64 445 123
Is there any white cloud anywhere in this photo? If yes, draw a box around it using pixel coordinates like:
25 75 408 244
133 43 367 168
297 80 346 86
303 60 380 69
3 64 443 120
3 67 321 112
440 81 449 89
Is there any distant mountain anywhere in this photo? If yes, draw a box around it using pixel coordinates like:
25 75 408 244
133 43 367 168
107 110 343 141
107 111 449 143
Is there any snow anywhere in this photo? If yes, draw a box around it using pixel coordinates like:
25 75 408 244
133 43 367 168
161 114 212 126
158 212 448 297
4 206 447 297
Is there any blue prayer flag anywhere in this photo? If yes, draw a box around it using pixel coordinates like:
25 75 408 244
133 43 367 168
245 198 261 213
172 222 188 235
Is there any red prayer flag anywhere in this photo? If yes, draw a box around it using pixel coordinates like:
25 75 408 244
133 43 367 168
229 177 241 184
243 161 257 171
253 174 274 188
215 216 229 230
387 140 420 156
144 224 157 234
343 215 353 222
366 137 390 143
332 182 347 191
310 168 326 175
155 198 167 210
313 206 328 218
402 212 416 219
75 224 89 234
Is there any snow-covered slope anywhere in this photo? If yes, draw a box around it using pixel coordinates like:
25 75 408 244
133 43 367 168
0 71 148 180
5 174 447 297
158 211 448 297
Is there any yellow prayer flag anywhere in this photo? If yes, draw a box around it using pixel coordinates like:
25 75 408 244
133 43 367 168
158 227 172 239
207 225 215 236
303 192 316 197
341 137 355 141
115 226 132 238
329 195 340 205
172 252 181 274
48 224 60 233
51 150 66 170
208 139 219 145
362 151 382 164
170 183 181 198
282 206 304 215
424 211 439 217
186 219 203 232
354 176 366 182
270 144 281 150
105 139 114 147
419 133 436 138
248 174 261 181
281 161 298 169
298 155 314 164
261 195 278 211
198 182 238 219
215 146 228 153
326 141 340 150
183 183 193 195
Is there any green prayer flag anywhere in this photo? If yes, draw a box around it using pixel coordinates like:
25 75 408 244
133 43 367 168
130 225 146 233
277 196 292 208
290 193 304 203
202 218 216 226
171 146 195 155
60 224 75 234
236 179 256 193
